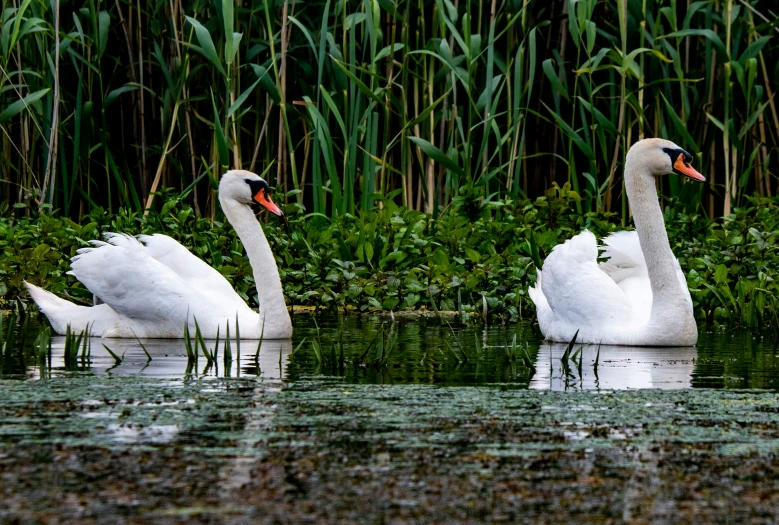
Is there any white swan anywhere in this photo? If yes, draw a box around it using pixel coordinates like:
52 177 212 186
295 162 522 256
528 138 705 346
25 170 292 339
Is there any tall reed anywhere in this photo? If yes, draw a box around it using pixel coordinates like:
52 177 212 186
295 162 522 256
1 0 777 220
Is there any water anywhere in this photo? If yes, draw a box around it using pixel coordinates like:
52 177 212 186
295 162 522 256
6 315 779 390
4 316 779 522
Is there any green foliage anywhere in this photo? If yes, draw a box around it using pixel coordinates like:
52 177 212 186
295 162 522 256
6 190 779 329
0 301 51 376
674 196 779 329
1 0 777 220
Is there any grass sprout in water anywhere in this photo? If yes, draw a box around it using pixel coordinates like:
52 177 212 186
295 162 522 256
62 324 94 371
1 305 53 377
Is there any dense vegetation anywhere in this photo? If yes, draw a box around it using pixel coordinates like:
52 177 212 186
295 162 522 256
4 187 779 329
3 0 779 329
2 0 778 222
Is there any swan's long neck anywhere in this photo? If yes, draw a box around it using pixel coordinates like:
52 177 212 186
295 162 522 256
624 152 687 311
219 196 291 336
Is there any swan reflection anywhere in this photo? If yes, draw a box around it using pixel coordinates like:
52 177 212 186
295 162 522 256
529 342 697 390
48 336 293 379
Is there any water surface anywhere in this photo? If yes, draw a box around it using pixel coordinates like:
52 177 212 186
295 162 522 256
11 315 779 390
4 316 779 523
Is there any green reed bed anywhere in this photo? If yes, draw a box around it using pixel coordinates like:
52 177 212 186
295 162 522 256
1 1 777 222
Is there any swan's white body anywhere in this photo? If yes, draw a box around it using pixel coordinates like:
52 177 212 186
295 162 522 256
529 139 704 346
26 171 293 339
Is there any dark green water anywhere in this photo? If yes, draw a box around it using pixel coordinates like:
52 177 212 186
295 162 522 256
4 317 779 522
6 315 779 390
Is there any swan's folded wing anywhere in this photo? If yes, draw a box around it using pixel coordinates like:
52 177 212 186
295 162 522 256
541 231 632 326
136 234 248 308
70 235 205 323
598 230 647 283
599 229 692 310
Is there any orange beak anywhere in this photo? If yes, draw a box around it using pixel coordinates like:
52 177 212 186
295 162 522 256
673 153 706 182
253 189 283 216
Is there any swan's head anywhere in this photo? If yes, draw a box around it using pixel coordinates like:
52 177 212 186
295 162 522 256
219 170 283 216
627 138 705 182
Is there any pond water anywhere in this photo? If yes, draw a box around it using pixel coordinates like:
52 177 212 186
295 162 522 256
6 315 779 390
4 316 779 522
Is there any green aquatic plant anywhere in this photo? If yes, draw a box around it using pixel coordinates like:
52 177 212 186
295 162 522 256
62 323 91 371
1 0 776 226
102 344 122 366
560 329 580 377
8 186 779 329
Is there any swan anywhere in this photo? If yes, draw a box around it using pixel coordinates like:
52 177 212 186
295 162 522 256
528 138 705 346
25 170 293 339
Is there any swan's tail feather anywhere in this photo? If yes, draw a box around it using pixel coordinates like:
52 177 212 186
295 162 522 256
104 232 144 249
24 282 101 335
528 269 553 335
548 230 598 263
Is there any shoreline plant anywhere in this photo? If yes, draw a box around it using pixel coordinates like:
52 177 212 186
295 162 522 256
4 187 779 330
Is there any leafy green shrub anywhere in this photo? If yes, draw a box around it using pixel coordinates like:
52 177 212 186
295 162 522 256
6 190 779 329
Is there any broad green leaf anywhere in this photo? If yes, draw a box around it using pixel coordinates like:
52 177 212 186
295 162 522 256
374 43 404 62
330 58 383 105
577 97 618 134
18 17 47 40
739 100 771 140
409 136 465 177
210 90 229 168
542 59 569 101
660 29 727 59
319 87 347 139
567 0 580 49
185 16 226 77
249 64 280 103
227 32 243 64
344 13 366 30
222 0 235 63
288 15 317 56
9 0 32 52
443 0 458 21
682 1 710 30
97 11 110 60
476 74 503 111
739 35 771 65
621 47 672 76
104 85 138 108
705 112 725 132
227 75 262 117
0 88 50 123
660 93 698 153
465 248 481 263
542 102 594 159
585 20 596 55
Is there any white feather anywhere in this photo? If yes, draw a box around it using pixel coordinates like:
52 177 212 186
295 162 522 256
529 138 699 346
26 170 291 339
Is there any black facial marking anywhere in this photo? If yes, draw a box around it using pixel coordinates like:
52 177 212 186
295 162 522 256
662 147 695 178
244 178 271 202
